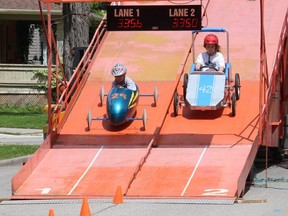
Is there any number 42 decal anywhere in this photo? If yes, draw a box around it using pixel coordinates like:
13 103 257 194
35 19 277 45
198 85 213 93
202 188 229 196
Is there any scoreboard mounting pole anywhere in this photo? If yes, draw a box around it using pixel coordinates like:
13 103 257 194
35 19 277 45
107 5 202 31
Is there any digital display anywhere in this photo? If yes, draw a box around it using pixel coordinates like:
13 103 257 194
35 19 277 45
107 5 202 31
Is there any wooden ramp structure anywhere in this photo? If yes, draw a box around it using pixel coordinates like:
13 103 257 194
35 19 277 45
11 0 288 204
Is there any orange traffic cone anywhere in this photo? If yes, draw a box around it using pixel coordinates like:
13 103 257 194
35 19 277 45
80 196 92 216
113 185 123 204
48 208 55 216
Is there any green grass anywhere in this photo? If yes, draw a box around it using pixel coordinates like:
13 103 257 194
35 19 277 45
0 145 39 160
0 105 47 129
0 105 46 159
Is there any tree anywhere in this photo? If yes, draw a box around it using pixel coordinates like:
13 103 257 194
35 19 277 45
63 3 90 80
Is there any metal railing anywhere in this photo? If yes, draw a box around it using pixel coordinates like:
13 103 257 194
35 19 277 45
260 10 288 147
43 7 108 138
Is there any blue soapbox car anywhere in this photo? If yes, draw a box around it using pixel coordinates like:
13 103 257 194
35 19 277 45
87 85 158 131
173 27 241 117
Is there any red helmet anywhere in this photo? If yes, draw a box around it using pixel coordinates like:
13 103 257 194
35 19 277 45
204 34 218 45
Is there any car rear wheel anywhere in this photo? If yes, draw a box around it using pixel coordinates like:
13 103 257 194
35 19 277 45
183 73 188 100
231 93 236 117
234 73 241 101
142 109 147 130
87 109 92 130
173 92 179 117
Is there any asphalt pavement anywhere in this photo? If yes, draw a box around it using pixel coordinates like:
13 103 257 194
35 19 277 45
1 128 288 216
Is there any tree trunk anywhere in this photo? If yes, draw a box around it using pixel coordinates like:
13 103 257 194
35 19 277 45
63 3 90 80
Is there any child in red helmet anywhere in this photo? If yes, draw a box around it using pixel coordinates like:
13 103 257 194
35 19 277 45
195 34 225 72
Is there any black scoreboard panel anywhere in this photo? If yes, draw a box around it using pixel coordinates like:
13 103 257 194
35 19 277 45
107 5 202 31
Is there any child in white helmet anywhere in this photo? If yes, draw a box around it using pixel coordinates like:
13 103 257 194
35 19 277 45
111 63 137 91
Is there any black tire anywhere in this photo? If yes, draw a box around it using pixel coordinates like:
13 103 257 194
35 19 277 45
234 73 241 101
183 73 188 100
173 92 179 117
231 93 236 117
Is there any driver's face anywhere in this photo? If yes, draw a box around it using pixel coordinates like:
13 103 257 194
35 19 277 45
205 44 216 54
115 74 125 83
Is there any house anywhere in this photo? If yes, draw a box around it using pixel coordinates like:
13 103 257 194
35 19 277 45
0 0 63 106
0 0 63 65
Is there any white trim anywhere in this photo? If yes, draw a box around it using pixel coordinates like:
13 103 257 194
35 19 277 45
0 9 62 16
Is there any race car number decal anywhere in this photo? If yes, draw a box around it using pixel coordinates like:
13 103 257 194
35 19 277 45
198 85 213 93
111 93 127 100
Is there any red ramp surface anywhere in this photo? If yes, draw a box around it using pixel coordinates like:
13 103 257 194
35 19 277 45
12 0 287 201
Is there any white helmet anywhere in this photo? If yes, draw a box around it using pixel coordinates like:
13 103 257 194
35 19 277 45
111 63 127 76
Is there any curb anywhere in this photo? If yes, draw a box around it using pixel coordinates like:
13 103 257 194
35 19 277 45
0 128 42 136
0 155 31 167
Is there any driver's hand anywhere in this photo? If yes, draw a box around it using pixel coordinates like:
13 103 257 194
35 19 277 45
208 63 216 68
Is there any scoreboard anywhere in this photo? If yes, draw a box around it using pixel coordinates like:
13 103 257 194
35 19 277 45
107 5 202 31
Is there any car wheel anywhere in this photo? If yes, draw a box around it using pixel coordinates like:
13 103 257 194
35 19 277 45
234 73 241 101
183 73 188 100
173 92 179 117
231 93 236 117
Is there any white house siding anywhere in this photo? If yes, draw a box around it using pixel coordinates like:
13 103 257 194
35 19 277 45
27 23 63 66
28 25 41 64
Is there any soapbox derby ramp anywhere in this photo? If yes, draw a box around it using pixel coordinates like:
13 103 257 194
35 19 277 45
11 80 177 199
11 0 287 202
11 13 193 198
125 81 259 200
114 1 287 201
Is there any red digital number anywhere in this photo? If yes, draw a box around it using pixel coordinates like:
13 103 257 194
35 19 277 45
117 19 124 28
135 19 143 28
130 19 143 28
130 19 136 28
172 18 199 29
117 18 143 29
123 19 130 28
189 18 199 28
178 18 185 28
136 19 143 28
172 18 178 28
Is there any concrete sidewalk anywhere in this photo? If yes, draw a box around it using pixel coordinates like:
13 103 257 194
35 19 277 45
0 127 42 136
0 127 43 145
